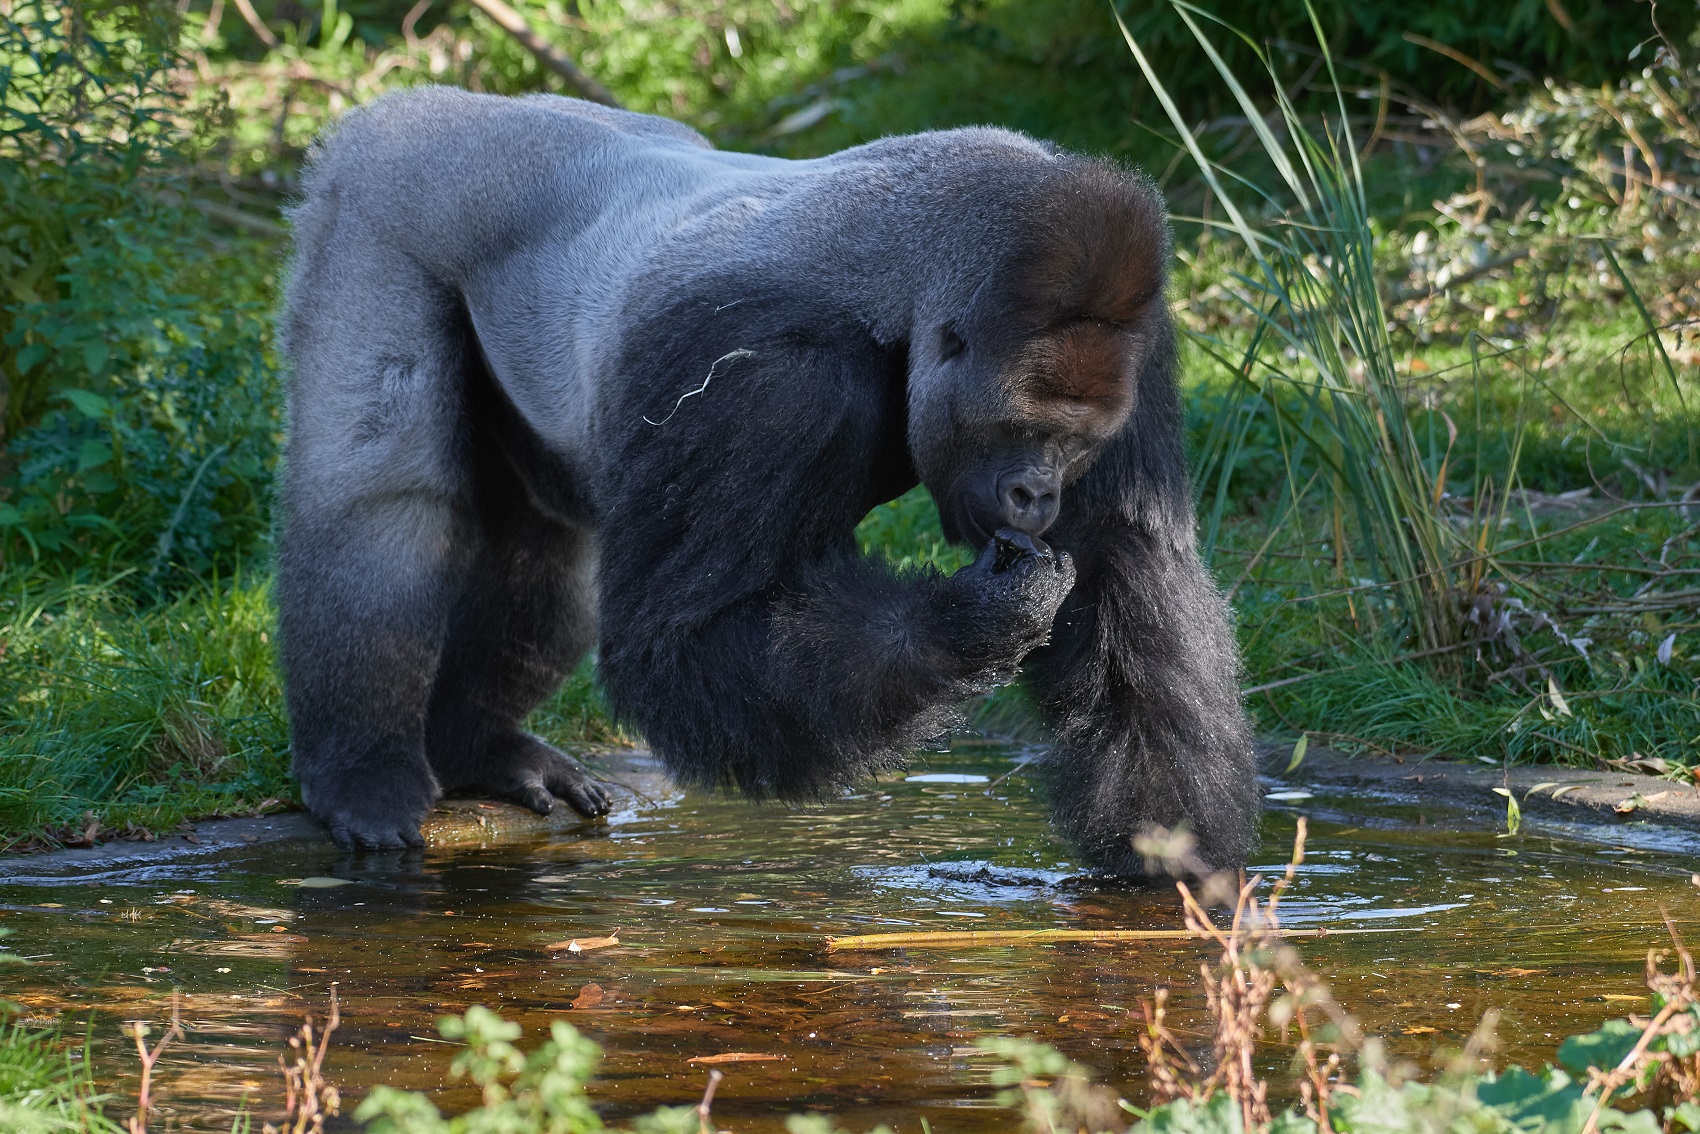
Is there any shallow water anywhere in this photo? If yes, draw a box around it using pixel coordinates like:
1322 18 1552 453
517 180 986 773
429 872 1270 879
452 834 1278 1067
2 746 1698 1131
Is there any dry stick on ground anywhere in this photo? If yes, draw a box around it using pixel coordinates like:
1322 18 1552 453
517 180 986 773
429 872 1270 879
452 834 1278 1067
229 0 278 48
126 989 184 1134
462 0 618 107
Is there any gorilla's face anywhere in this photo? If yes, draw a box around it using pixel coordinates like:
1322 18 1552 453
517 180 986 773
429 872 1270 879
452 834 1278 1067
914 306 1157 549
903 160 1171 550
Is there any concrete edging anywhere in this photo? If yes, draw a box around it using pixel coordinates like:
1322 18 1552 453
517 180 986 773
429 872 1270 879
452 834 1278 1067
1258 741 1700 831
3 745 1697 877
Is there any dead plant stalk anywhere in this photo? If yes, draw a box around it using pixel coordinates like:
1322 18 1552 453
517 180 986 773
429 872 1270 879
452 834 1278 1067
264 984 342 1134
126 989 183 1134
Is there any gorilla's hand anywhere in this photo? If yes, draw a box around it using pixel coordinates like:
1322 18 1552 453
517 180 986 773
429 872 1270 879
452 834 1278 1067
469 734 612 820
944 527 1076 683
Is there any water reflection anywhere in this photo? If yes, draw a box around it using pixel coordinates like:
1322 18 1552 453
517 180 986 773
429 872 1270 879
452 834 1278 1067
0 747 1697 1131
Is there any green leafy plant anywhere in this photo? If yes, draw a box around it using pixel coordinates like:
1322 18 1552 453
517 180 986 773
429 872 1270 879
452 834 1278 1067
355 1006 690 1134
1 0 280 578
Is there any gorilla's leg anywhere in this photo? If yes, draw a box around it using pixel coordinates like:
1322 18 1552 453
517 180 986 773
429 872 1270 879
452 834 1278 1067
277 504 465 848
277 229 474 849
423 503 610 821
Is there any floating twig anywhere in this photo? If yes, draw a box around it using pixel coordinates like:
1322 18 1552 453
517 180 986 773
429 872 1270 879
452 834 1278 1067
825 926 1407 951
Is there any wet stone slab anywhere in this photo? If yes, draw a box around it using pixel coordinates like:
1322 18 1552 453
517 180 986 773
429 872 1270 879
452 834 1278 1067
1 745 1699 1131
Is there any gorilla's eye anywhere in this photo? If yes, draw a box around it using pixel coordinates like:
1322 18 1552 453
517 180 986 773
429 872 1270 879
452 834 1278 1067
938 327 966 362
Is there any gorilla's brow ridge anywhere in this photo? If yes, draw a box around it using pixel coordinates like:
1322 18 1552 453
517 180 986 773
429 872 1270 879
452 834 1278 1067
643 348 757 426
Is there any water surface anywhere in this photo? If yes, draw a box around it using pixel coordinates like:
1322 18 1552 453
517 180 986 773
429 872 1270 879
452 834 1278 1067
1 746 1697 1130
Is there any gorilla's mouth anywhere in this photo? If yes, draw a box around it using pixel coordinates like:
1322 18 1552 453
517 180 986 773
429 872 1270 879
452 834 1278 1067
946 489 1027 551
944 470 1061 551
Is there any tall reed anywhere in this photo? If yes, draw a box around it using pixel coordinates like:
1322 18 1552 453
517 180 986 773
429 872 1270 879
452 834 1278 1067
1123 2 1517 658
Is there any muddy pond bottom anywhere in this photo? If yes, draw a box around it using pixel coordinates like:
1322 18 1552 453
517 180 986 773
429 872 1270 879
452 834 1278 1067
2 746 1699 1131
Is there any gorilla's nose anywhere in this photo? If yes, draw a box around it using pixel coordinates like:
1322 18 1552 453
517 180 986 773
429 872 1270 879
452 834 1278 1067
997 465 1060 535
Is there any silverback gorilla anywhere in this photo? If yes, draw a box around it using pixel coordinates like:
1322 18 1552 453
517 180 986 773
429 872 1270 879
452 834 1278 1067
278 86 1259 874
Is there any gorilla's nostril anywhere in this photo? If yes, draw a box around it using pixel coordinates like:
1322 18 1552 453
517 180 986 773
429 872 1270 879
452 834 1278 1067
1010 485 1036 510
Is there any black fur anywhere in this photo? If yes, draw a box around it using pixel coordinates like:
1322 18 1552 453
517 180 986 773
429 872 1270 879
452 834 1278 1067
277 87 1258 871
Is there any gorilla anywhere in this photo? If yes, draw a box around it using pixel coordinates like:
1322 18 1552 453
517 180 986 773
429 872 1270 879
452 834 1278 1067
278 86 1258 874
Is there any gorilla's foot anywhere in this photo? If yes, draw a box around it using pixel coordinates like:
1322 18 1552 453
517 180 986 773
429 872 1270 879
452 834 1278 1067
302 769 435 851
460 734 612 820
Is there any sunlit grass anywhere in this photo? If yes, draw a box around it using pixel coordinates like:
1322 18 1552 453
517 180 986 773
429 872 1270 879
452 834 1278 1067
0 569 625 847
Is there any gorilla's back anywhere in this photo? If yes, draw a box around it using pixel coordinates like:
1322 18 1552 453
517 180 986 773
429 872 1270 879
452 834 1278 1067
292 87 722 281
286 86 1059 459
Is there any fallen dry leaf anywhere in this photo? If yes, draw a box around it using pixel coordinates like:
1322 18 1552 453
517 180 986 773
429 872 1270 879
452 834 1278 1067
571 983 605 1010
686 1053 783 1065
1402 1026 1439 1035
545 932 620 954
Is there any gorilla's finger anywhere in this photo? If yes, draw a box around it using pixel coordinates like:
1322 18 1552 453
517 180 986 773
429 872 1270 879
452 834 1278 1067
328 822 356 850
993 528 1053 563
517 783 556 816
553 773 611 818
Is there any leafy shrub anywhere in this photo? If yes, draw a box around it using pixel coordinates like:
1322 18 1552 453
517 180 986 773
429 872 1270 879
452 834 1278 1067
0 0 279 578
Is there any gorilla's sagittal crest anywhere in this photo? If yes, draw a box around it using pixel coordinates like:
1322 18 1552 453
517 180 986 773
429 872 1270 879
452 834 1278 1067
278 87 1259 873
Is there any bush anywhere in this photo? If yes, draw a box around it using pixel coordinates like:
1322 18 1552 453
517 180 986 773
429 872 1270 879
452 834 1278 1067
0 0 279 578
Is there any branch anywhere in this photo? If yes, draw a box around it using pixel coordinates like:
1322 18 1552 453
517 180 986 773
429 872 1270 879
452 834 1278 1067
463 0 619 107
229 0 278 48
192 198 286 238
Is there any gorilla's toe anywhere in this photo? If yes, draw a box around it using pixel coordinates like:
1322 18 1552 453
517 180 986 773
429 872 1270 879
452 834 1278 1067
328 817 425 851
514 783 556 816
558 776 611 818
475 735 611 821
541 751 610 817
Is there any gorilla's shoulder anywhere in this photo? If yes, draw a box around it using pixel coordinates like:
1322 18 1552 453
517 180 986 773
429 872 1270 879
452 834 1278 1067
836 125 1060 170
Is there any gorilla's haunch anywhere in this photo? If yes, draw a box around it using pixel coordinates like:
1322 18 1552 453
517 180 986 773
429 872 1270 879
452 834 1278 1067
277 87 1259 873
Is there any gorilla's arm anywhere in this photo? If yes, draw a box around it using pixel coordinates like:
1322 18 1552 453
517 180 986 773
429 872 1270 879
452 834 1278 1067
1024 334 1260 875
594 306 1071 800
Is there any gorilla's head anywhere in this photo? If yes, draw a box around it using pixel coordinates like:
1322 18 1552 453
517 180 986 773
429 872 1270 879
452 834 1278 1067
905 158 1171 548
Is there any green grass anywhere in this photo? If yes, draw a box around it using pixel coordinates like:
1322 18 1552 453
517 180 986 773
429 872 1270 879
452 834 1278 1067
0 1002 121 1134
0 570 623 848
